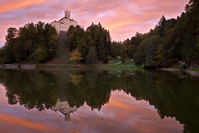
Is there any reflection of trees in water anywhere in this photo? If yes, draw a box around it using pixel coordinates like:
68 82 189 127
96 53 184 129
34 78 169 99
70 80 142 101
66 70 199 132
0 70 58 111
124 71 199 133
70 73 83 86
66 71 112 110
0 69 199 132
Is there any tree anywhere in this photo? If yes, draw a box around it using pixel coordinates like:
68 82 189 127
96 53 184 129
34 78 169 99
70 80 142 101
0 22 58 64
145 36 163 68
4 27 18 63
128 45 135 58
86 23 111 63
34 46 49 62
70 49 83 65
120 45 127 63
86 46 98 65
134 37 149 66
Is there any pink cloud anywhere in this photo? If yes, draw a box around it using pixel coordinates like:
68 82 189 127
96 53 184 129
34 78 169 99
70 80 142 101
0 0 189 46
0 0 49 14
0 113 59 132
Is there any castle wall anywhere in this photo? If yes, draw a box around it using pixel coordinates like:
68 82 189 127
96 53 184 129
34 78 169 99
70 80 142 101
51 10 78 34
51 21 61 34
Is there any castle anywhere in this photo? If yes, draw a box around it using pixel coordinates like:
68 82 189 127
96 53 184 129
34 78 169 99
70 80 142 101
51 10 78 34
51 99 77 121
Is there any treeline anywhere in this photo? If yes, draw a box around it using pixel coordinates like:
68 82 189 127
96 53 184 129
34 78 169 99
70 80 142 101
122 0 199 68
67 23 121 64
0 22 58 63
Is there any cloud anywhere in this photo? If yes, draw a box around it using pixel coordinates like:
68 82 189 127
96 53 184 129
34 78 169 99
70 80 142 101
0 113 59 132
0 0 49 14
0 0 189 47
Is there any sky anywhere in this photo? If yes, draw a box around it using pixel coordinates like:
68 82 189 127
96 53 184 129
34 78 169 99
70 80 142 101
0 0 189 47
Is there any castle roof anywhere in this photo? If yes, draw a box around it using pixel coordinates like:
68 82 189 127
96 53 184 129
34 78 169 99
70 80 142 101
58 17 77 23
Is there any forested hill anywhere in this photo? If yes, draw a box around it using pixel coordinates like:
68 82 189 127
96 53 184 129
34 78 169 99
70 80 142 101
123 0 199 68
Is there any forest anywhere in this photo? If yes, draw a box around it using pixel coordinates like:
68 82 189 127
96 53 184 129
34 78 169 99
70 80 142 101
67 23 119 64
123 0 199 68
0 22 58 63
0 0 198 68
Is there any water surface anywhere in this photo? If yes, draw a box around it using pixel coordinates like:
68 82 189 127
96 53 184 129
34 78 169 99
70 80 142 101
0 69 198 133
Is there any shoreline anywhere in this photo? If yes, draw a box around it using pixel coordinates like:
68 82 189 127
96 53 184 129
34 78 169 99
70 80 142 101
157 68 199 77
1 64 199 77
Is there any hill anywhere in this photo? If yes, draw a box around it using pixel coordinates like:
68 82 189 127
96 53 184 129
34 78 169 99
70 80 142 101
44 39 71 64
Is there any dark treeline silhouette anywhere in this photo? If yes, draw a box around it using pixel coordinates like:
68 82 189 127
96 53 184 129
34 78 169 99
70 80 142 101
0 69 199 132
122 0 199 68
0 22 58 63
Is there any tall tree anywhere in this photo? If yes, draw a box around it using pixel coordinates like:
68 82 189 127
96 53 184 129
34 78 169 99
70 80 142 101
0 22 58 63
120 45 127 63
86 46 98 65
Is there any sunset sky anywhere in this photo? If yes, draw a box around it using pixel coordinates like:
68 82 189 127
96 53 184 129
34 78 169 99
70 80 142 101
0 0 189 47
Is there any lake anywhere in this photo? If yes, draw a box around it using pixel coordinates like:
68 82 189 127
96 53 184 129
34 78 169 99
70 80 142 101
0 69 198 133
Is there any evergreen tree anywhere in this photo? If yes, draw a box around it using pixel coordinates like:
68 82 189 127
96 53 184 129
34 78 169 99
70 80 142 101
0 22 58 63
86 46 98 65
145 36 163 68
120 45 127 63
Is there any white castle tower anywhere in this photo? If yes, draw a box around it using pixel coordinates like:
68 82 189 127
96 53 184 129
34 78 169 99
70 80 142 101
65 10 71 18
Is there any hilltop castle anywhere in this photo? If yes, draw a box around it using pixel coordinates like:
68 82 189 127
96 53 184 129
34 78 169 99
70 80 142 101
51 10 78 34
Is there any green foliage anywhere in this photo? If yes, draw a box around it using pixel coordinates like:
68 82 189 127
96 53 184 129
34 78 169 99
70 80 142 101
67 23 112 64
128 45 135 58
34 46 49 62
120 45 127 63
111 41 121 58
86 46 98 65
145 36 163 68
134 37 148 66
0 22 58 64
125 0 199 68
86 23 111 63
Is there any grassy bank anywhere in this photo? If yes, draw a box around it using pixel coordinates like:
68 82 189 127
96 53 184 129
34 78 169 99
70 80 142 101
37 59 144 70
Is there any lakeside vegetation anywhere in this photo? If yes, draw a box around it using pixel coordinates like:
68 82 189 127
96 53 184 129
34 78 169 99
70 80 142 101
0 0 198 70
0 22 58 64
122 0 199 68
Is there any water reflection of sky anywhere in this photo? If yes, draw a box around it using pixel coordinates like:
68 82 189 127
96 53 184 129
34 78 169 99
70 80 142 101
0 85 183 133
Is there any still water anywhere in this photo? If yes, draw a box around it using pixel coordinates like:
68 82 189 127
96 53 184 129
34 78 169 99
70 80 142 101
0 69 198 133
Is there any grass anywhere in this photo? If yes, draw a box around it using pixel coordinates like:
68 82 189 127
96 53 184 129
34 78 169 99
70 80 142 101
190 69 199 72
38 58 145 71
170 65 199 72
112 57 121 64
99 58 134 67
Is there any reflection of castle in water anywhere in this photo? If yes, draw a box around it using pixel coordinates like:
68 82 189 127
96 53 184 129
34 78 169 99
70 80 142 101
51 99 77 121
